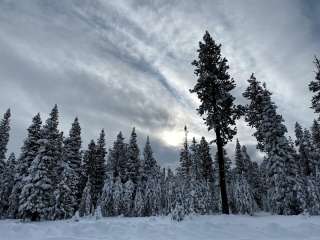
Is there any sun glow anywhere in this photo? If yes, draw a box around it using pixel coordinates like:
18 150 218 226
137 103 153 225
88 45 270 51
158 129 185 147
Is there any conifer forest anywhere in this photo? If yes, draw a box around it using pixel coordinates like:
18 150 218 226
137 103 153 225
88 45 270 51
1 31 320 224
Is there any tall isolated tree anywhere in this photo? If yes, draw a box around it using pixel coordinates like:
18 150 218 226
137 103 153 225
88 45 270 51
0 109 11 174
190 31 242 214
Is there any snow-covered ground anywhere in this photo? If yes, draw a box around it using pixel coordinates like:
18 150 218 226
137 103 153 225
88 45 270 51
1 213 320 240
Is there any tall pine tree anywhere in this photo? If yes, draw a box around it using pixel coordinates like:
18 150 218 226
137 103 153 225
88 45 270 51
190 31 242 214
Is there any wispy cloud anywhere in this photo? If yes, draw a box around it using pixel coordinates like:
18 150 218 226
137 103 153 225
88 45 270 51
0 0 319 166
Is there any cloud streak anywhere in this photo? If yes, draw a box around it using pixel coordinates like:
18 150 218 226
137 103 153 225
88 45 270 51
0 0 319 167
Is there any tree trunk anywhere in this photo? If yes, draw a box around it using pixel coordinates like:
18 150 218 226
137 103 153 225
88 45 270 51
215 127 229 214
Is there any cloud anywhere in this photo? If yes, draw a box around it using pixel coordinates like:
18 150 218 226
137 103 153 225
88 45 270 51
0 0 319 167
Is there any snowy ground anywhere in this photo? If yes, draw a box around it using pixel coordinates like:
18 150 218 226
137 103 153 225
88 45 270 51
1 213 320 240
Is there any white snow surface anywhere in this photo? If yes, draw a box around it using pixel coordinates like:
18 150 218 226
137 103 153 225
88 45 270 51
1 213 320 240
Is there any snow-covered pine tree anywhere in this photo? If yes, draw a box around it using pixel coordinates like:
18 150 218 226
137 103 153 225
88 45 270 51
100 177 114 217
53 163 77 219
190 138 201 181
107 132 127 182
247 160 262 209
233 140 257 214
311 120 320 149
235 139 245 175
80 140 97 208
93 130 107 208
126 128 140 184
133 186 144 216
79 177 93 217
0 109 11 175
143 136 158 181
18 140 55 221
305 177 320 215
0 153 16 217
112 177 123 216
198 137 213 183
8 113 42 218
190 31 243 214
177 126 191 180
145 176 162 216
164 168 176 215
62 118 82 204
243 78 297 214
18 106 63 221
309 56 320 116
171 188 185 221
284 137 305 215
295 122 314 176
41 105 62 187
122 179 135 216
198 137 216 211
242 74 272 151
311 120 320 176
233 174 257 215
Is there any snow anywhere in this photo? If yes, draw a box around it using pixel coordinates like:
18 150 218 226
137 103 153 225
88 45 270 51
1 214 320 240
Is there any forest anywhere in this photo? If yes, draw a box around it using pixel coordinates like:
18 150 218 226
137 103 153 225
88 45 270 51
0 31 320 222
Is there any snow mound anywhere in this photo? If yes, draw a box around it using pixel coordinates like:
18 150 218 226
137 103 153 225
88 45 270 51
1 214 320 240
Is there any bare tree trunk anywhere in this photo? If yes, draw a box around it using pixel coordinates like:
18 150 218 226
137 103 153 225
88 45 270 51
215 127 229 214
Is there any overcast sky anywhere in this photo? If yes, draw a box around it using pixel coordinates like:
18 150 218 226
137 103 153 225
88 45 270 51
1 0 320 168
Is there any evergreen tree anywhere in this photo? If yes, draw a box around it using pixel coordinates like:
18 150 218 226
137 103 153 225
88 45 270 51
93 129 107 207
62 118 82 203
123 179 135 216
243 77 298 214
18 106 63 220
143 136 158 180
0 153 16 217
234 139 245 175
8 113 42 218
190 32 242 213
18 140 55 221
53 164 77 219
112 177 123 216
100 177 114 217
242 74 272 151
233 174 257 215
178 126 191 180
126 128 140 184
295 123 314 176
79 178 93 217
42 105 62 187
190 138 201 180
134 186 144 216
107 132 127 182
309 56 320 116
198 137 213 182
0 109 11 174
311 119 320 149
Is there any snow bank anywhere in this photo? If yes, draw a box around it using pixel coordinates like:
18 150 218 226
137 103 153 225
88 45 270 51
1 214 320 240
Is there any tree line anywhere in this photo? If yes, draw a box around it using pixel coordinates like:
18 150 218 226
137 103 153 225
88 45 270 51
0 31 320 221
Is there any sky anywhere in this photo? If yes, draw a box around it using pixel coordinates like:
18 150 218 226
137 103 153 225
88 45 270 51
0 0 320 168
